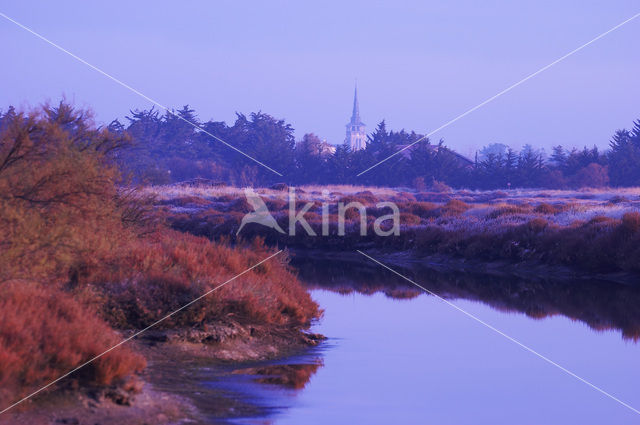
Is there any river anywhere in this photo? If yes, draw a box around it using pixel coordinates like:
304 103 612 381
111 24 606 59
196 255 640 424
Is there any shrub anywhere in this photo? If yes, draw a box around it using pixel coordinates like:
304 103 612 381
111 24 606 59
400 213 422 226
430 180 452 193
91 231 321 330
441 199 470 215
534 203 558 214
571 163 609 188
622 212 640 233
354 190 378 204
527 218 548 233
391 192 417 203
0 103 146 283
0 105 322 402
0 281 145 403
338 195 375 207
487 205 530 219
587 215 617 226
404 201 438 217
412 177 427 192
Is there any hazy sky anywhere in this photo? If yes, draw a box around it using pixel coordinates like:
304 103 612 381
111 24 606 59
2 1 639 157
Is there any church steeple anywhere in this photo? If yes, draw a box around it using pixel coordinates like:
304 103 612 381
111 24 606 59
351 85 361 124
345 83 366 150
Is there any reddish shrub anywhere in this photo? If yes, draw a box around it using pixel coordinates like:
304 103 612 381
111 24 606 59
400 213 422 226
527 218 548 233
622 212 640 233
92 231 321 329
0 105 322 403
354 190 378 203
571 163 609 188
534 203 558 214
341 205 365 220
430 180 452 193
0 281 145 403
587 215 617 226
412 177 427 192
338 195 375 206
404 201 438 217
487 205 530 219
442 199 470 215
391 192 417 203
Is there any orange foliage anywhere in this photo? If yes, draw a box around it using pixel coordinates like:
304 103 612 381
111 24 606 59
0 281 145 403
0 103 154 283
89 231 320 329
0 104 321 401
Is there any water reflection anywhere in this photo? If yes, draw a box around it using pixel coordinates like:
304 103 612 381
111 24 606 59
232 362 323 390
189 254 640 424
193 350 325 424
290 253 640 341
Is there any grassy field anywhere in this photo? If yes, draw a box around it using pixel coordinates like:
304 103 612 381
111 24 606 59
150 183 640 275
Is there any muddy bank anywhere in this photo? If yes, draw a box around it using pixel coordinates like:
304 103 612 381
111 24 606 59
1 321 324 425
290 248 640 286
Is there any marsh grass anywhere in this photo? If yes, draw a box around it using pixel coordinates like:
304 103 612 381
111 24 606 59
157 184 640 273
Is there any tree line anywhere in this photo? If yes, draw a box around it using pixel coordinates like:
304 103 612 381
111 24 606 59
2 103 639 189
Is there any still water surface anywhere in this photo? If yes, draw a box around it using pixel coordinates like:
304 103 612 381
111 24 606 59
207 257 640 425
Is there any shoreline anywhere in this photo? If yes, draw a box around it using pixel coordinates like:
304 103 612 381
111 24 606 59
1 322 324 425
289 248 640 286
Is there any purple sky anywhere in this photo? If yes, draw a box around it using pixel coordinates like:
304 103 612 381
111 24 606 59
2 1 639 157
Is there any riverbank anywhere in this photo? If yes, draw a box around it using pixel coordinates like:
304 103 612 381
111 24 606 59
1 321 324 425
0 109 324 424
291 248 639 286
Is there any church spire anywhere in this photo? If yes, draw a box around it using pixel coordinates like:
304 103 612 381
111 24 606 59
345 83 366 150
351 84 361 124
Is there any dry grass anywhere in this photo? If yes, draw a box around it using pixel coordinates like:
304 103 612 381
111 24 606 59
157 184 640 273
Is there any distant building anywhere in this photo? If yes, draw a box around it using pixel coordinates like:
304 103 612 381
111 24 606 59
319 139 336 155
345 85 366 150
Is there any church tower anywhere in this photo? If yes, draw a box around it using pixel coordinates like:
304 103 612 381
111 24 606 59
345 85 366 150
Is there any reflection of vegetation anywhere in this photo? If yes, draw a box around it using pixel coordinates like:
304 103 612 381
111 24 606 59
291 255 640 341
233 361 323 390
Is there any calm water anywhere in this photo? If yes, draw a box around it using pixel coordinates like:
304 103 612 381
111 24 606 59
203 256 640 425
